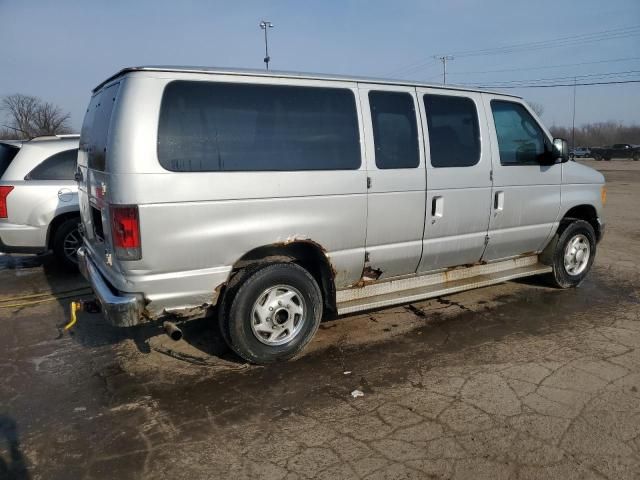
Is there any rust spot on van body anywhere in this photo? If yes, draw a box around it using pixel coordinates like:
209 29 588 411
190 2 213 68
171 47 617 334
352 266 384 288
362 266 383 281
276 237 337 280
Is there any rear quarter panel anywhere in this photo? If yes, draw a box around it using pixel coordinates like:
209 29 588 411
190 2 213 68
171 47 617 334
101 73 368 312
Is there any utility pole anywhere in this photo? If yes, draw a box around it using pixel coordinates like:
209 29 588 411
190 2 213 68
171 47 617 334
259 20 274 70
571 76 577 150
434 55 454 84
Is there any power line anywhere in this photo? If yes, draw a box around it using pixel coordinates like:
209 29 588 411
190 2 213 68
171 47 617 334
469 79 640 89
383 25 640 77
444 56 640 76
446 25 640 58
384 58 438 78
461 69 640 87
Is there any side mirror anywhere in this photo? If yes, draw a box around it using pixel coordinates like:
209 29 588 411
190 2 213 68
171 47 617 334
553 138 570 163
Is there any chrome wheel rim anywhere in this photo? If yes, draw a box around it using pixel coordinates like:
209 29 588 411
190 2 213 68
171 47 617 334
250 285 306 346
63 228 81 264
563 233 590 276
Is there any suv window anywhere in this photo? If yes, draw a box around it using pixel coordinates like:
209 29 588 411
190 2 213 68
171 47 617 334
369 91 419 169
0 143 20 178
26 149 78 180
424 95 480 168
491 100 549 165
80 82 120 171
158 81 361 172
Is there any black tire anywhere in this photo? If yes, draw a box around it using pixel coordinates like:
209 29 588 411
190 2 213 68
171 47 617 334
545 220 596 289
593 154 602 161
220 262 323 364
604 156 612 161
633 153 639 161
52 217 81 271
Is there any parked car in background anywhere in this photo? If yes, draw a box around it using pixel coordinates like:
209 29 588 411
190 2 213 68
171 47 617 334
0 135 81 268
591 143 640 161
569 146 591 159
76 66 605 364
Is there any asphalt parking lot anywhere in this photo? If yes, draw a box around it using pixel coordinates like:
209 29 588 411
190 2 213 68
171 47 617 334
1 159 639 480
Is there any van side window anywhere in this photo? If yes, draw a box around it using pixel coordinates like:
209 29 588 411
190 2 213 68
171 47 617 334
81 82 119 172
26 149 78 180
157 81 361 172
369 91 419 169
490 100 549 165
424 95 480 168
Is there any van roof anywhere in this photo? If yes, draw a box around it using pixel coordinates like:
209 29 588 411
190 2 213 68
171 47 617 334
93 65 521 98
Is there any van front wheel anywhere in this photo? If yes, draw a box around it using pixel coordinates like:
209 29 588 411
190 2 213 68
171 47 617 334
547 220 596 289
222 263 323 364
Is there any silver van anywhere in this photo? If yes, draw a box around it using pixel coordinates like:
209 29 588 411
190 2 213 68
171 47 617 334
76 66 605 364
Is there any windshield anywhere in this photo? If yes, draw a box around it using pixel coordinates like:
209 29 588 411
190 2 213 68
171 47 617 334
0 143 20 179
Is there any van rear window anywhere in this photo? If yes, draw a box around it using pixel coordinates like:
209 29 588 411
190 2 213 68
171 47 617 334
80 82 120 171
157 81 361 172
0 143 20 178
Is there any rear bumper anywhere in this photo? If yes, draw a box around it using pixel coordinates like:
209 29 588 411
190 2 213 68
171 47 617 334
0 236 44 254
0 223 46 253
77 246 146 327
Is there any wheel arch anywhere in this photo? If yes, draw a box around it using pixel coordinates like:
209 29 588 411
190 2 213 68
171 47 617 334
227 240 337 317
46 210 81 249
560 204 601 242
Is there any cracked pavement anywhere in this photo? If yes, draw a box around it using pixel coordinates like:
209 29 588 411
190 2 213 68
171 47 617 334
1 159 639 480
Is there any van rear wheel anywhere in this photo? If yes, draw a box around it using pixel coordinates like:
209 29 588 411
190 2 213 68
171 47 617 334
221 263 323 364
546 220 596 289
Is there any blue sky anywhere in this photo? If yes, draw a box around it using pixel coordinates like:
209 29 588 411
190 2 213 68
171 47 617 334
1 0 638 131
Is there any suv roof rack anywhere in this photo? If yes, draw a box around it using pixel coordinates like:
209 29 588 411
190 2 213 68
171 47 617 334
30 134 80 142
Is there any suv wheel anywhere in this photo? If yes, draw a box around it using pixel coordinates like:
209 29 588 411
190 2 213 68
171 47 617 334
633 153 639 161
546 220 596 289
52 217 81 270
220 262 323 364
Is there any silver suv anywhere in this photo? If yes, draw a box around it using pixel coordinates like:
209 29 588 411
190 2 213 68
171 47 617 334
76 67 605 364
0 135 81 268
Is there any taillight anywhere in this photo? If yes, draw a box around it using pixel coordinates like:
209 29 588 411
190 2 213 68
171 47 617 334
0 186 14 219
110 205 141 260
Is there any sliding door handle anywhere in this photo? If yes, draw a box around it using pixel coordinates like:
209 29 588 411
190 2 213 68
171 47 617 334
431 196 444 221
494 191 505 212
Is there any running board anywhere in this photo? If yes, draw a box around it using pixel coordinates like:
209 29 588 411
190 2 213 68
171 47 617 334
336 255 551 315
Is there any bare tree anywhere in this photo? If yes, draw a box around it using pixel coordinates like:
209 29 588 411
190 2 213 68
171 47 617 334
527 101 544 117
550 122 640 147
1 94 72 139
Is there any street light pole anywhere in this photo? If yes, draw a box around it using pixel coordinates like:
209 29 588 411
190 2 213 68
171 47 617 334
571 76 577 150
259 20 274 70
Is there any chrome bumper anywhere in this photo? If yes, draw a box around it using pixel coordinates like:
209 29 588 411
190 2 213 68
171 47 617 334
77 246 145 327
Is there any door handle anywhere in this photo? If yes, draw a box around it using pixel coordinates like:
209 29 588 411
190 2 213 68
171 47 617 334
494 191 504 212
431 196 444 221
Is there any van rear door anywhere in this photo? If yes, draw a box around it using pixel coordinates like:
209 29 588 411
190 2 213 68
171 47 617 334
78 82 120 266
